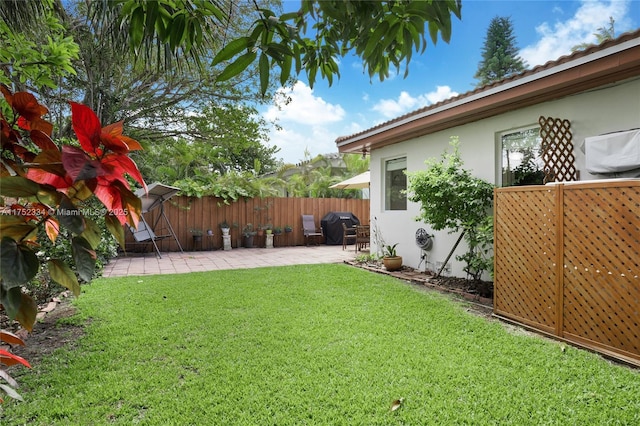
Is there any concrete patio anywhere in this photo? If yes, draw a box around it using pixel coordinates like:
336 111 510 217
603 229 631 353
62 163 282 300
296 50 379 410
102 245 363 277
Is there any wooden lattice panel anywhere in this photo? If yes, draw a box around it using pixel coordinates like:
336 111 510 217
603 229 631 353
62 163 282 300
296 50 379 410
494 188 557 331
495 181 640 366
562 184 640 356
539 116 577 184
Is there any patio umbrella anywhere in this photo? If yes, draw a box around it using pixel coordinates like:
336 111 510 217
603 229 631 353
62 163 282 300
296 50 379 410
330 171 370 189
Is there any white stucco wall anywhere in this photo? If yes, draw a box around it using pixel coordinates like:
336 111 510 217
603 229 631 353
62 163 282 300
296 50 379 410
370 77 640 278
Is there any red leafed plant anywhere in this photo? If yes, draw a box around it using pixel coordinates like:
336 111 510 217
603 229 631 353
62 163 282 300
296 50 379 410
0 85 146 402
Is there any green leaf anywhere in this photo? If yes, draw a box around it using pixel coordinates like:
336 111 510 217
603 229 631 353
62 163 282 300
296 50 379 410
48 259 80 297
15 292 37 332
71 236 97 282
280 54 292 86
259 52 269 96
0 237 39 285
216 51 257 82
55 196 85 235
129 5 145 53
0 215 38 241
211 37 250 66
80 217 102 249
105 214 125 248
169 13 186 50
0 285 23 319
0 176 40 197
363 20 390 60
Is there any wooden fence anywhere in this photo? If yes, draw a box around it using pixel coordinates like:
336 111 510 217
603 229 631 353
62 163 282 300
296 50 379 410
125 196 370 252
493 180 640 366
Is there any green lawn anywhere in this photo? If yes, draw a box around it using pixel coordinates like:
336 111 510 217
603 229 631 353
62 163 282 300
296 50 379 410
3 264 639 425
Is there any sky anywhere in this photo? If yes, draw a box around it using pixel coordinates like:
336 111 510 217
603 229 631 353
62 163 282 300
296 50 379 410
260 0 640 164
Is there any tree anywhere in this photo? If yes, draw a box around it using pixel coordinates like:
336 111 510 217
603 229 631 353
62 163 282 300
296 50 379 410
474 16 526 87
407 137 494 280
2 1 283 180
212 1 462 93
571 17 615 52
0 0 80 91
3 1 463 96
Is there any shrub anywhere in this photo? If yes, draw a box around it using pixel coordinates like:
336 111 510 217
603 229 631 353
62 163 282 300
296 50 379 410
407 137 494 280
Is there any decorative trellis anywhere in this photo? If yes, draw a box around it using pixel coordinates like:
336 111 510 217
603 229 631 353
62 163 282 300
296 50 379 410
539 116 578 183
494 180 640 367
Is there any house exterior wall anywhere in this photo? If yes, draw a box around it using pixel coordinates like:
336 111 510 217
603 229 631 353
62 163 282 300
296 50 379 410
370 77 640 277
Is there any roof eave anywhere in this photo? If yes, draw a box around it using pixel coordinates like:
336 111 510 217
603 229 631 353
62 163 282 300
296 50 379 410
336 36 640 154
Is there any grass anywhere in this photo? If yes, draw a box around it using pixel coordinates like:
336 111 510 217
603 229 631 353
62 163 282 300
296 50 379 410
3 264 639 425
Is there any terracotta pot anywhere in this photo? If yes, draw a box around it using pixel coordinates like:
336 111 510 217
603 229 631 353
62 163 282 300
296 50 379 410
383 256 403 271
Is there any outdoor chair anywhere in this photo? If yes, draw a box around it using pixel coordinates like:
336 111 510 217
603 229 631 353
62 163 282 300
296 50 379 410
127 219 170 258
302 214 323 245
341 223 357 250
355 225 370 252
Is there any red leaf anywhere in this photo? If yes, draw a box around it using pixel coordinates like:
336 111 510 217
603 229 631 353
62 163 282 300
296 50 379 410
94 182 141 226
45 217 60 243
17 116 31 130
62 145 106 182
101 153 146 189
0 330 25 346
93 184 120 216
0 349 32 368
101 121 143 152
27 167 72 189
30 130 57 150
70 102 101 154
12 92 48 121
100 122 130 153
0 84 12 105
12 144 36 162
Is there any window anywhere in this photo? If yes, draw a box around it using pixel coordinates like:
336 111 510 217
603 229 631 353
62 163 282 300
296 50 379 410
501 127 544 186
384 157 407 210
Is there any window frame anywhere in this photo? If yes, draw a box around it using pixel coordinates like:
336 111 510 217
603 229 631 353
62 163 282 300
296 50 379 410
498 125 544 187
383 156 407 211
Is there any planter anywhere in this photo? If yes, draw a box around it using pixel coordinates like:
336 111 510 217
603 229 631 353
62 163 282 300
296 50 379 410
192 235 203 242
221 227 230 236
243 235 254 248
383 256 403 271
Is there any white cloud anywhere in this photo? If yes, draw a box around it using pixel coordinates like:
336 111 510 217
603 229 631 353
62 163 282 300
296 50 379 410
267 123 341 165
371 86 459 119
262 81 350 164
520 0 629 67
263 81 345 125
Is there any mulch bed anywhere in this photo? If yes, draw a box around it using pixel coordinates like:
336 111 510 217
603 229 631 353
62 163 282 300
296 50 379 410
346 261 494 309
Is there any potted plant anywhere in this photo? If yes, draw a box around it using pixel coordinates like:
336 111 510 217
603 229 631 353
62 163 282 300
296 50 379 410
284 225 293 233
219 220 231 236
265 224 273 235
189 228 203 241
273 226 282 235
382 243 403 271
242 223 256 247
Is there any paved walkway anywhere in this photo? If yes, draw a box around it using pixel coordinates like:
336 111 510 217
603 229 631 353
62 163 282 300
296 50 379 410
103 245 363 277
